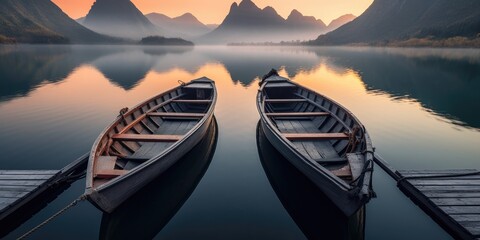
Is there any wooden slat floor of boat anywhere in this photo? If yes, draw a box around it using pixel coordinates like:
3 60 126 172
0 171 58 214
275 119 340 161
264 99 308 103
172 100 212 103
125 120 199 168
147 112 205 118
284 133 349 140
397 169 480 239
266 112 330 117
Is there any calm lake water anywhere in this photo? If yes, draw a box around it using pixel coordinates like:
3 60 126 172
1 45 479 239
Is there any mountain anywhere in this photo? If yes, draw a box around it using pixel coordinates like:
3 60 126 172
327 14 356 32
146 13 211 39
198 0 327 44
0 0 114 44
76 17 86 24
206 24 219 30
311 0 480 45
83 0 161 39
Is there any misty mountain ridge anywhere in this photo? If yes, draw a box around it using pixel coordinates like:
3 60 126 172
83 0 161 39
327 14 356 31
199 0 331 44
0 0 115 44
146 12 211 39
311 0 480 46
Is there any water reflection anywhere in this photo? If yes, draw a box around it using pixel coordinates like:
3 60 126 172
99 118 217 240
257 122 365 240
308 47 480 130
0 46 194 101
2 45 478 131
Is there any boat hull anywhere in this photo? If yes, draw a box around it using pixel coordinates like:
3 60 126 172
87 112 214 213
259 120 367 216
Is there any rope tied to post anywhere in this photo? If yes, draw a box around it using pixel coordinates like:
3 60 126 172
17 195 88 240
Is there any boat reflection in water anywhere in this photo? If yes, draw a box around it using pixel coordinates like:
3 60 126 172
257 122 365 240
99 118 218 240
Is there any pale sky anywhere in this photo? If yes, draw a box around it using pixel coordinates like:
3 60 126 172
53 0 373 25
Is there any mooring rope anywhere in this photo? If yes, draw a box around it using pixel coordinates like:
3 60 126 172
16 195 87 240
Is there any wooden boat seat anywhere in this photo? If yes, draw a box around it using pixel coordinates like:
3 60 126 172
284 133 349 141
147 112 205 118
328 154 365 180
315 157 348 164
183 83 213 89
94 156 128 179
172 100 212 103
331 165 352 179
264 82 296 88
95 169 128 179
112 134 182 142
264 99 307 103
266 112 330 117
347 153 364 180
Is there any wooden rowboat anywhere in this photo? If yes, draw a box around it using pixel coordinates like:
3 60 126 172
86 77 217 213
256 69 375 216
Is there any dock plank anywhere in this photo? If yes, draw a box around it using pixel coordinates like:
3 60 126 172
0 180 47 186
0 191 29 198
0 175 54 180
397 168 480 239
0 170 58 175
441 206 480 214
431 198 480 206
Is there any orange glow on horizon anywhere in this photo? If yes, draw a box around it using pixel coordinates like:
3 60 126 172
52 0 373 25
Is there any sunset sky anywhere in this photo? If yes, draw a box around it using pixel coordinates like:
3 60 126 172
52 0 373 25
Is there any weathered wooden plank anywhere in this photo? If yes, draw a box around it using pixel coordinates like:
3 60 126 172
0 198 18 205
399 169 478 177
95 169 128 179
112 134 182 142
94 156 117 174
284 133 349 141
431 198 480 206
171 100 211 103
459 221 480 235
0 186 36 192
450 215 480 223
147 112 204 118
331 165 352 178
0 191 29 198
410 179 480 186
118 94 185 134
347 153 364 181
0 170 58 175
416 186 480 192
441 206 480 215
264 99 308 103
0 180 46 186
0 175 54 180
267 112 329 117
425 192 480 198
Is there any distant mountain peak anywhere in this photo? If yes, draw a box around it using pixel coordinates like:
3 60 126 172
200 0 328 44
238 0 257 9
174 13 200 22
289 9 303 18
262 6 280 16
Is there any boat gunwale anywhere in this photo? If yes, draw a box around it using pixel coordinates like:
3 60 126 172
86 77 217 194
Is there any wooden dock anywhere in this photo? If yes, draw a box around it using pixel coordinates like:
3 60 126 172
374 154 480 240
0 154 88 237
